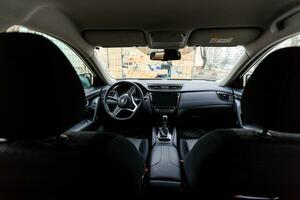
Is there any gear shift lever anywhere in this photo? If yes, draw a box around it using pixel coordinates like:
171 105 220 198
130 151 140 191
162 115 168 127
161 115 168 137
158 115 171 140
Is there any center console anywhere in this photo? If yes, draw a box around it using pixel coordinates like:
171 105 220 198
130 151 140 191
148 115 182 191
146 91 182 192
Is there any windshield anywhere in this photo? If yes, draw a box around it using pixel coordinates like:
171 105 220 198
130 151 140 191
94 46 245 80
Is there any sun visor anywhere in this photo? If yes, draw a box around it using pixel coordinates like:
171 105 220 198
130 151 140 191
188 28 262 46
83 30 147 47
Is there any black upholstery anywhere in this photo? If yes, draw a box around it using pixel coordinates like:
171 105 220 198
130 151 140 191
177 127 206 159
184 47 300 199
242 47 300 133
0 132 145 199
184 129 300 199
179 138 198 159
0 33 145 199
0 32 86 140
127 137 149 161
177 127 206 139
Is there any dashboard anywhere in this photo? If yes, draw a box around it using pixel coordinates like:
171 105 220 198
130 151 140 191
94 79 239 133
101 79 234 117
75 79 238 133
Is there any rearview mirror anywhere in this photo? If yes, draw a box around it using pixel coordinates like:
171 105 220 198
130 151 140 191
150 49 181 61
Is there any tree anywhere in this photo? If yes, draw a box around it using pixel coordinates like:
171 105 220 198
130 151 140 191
200 47 209 69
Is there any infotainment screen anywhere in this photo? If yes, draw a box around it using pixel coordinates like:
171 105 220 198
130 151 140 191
151 92 179 107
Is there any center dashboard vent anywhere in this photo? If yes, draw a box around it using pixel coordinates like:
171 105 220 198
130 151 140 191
148 84 183 90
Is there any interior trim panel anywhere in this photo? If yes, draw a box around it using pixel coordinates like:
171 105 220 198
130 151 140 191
179 91 233 109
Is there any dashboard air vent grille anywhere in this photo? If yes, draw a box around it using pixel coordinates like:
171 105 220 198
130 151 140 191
148 85 183 90
217 92 233 102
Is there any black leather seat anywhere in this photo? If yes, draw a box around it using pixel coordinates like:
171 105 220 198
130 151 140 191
127 138 149 161
0 32 145 199
183 47 300 200
177 127 206 159
180 138 199 159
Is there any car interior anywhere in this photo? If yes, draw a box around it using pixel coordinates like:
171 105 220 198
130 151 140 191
2 0 300 199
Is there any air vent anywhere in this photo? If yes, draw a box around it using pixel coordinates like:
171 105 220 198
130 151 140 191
169 85 182 90
148 84 183 90
217 92 233 102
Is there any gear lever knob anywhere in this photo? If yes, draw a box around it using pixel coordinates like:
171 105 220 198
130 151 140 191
162 115 168 126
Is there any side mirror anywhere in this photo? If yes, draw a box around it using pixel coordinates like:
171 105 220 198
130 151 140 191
150 49 181 61
79 73 93 89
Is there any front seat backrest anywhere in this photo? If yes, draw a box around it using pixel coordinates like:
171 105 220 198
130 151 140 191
0 33 145 199
242 47 300 133
184 47 300 200
0 32 86 140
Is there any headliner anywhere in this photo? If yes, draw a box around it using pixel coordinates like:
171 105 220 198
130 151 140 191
1 0 300 56
0 0 297 30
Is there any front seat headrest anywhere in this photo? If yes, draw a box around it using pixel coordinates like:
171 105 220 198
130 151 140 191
241 47 300 133
0 33 86 140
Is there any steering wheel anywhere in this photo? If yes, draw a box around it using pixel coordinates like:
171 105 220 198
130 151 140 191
104 81 144 120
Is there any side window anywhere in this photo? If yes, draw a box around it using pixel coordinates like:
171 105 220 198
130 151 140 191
7 26 94 91
243 34 300 87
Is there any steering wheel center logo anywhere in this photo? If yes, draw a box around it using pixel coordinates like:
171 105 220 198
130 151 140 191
119 96 127 105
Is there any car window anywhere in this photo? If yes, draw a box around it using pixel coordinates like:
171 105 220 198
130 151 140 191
7 25 94 91
243 34 300 86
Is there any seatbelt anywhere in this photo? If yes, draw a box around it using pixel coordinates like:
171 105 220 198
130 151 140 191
234 99 244 128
